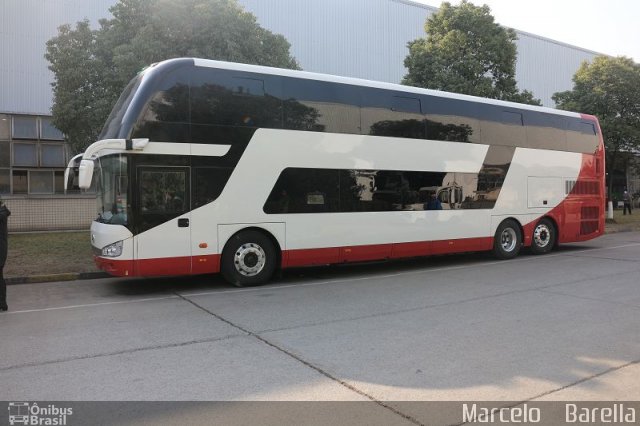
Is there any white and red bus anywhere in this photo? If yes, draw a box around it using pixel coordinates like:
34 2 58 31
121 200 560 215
69 58 605 286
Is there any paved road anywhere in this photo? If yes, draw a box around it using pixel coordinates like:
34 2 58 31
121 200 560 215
1 232 639 411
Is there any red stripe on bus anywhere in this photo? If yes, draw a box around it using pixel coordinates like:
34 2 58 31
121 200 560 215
283 236 493 268
96 237 493 277
94 254 220 277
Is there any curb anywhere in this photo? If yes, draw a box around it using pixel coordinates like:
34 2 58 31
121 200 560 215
6 271 109 285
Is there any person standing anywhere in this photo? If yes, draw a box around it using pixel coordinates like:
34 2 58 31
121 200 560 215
622 190 632 215
0 197 10 311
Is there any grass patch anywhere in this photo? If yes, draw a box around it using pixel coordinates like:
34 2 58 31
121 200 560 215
5 231 97 278
605 208 640 233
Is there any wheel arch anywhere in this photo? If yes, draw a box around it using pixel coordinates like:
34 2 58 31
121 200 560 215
492 216 524 259
220 225 283 269
492 216 525 242
522 215 559 248
542 215 559 239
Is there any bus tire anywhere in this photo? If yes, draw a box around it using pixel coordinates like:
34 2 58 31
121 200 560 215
493 219 522 260
221 230 277 287
530 218 556 255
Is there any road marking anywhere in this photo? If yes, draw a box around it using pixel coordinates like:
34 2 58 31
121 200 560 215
5 242 640 315
3 295 178 315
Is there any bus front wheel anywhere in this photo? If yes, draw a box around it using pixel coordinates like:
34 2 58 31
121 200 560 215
493 219 522 260
221 230 277 287
530 218 556 255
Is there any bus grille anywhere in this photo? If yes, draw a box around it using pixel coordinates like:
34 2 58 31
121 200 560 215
566 180 600 195
580 206 600 235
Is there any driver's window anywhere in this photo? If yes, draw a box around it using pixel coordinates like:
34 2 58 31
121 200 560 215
138 168 189 232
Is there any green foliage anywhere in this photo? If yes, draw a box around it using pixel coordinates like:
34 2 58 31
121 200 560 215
553 56 640 192
46 0 299 153
402 0 540 105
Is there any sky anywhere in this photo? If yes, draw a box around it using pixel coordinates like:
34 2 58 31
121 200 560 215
413 0 640 62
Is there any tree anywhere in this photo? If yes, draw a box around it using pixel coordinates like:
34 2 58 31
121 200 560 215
402 0 540 105
46 0 299 153
553 56 640 197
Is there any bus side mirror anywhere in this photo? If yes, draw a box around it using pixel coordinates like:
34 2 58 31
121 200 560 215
78 159 95 189
64 166 79 192
64 153 84 192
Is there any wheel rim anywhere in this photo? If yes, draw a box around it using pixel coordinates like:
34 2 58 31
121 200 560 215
533 223 551 248
234 243 266 277
501 227 517 252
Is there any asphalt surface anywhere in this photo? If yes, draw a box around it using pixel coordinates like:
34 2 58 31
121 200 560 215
1 232 639 420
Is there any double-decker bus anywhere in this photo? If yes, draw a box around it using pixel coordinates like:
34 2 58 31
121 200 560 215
68 58 605 286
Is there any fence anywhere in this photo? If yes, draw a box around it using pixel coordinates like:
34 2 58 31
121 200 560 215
2 196 97 232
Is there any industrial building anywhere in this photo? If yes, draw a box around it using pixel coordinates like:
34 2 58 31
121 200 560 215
0 0 612 230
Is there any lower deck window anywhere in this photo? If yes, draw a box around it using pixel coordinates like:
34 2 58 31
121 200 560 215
264 166 510 214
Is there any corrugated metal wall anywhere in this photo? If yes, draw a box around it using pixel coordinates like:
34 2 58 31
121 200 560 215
514 31 598 105
0 0 600 114
239 0 600 106
0 0 115 115
239 0 436 83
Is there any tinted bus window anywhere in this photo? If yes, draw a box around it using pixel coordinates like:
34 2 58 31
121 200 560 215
480 109 526 147
132 69 191 143
138 167 189 232
264 168 340 213
566 119 599 154
101 75 141 140
190 68 282 130
524 112 567 151
422 96 480 143
282 78 360 134
264 164 513 214
338 169 446 212
502 111 523 125
361 89 426 139
192 167 233 208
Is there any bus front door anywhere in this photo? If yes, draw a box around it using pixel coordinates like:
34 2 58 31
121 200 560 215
135 167 192 276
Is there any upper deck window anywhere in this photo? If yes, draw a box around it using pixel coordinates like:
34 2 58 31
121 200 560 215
132 68 190 143
282 77 360 134
361 90 426 139
190 68 281 130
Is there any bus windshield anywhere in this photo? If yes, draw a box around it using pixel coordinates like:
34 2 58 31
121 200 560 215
99 74 144 140
95 154 129 226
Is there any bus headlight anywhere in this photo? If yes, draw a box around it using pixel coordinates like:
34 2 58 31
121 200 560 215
101 241 123 257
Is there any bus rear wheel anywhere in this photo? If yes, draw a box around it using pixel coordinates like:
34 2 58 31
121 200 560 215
530 218 556 255
221 230 277 287
493 219 522 260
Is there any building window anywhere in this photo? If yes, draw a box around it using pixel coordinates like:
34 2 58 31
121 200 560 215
40 118 64 140
0 169 9 194
0 142 9 167
12 170 28 194
0 115 10 140
13 143 38 166
54 171 66 194
41 144 65 167
12 116 39 139
1 114 70 196
29 170 54 194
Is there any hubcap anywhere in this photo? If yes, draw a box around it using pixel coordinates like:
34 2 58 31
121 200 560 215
534 224 551 248
234 243 266 277
501 228 517 252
